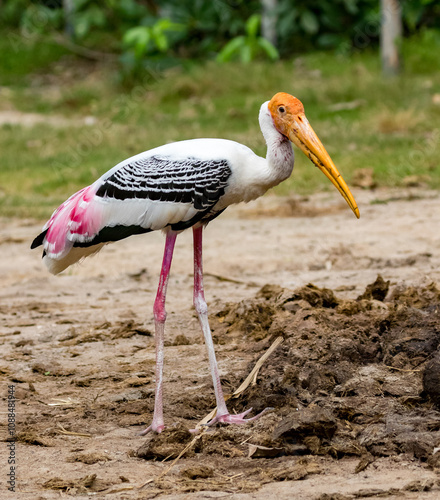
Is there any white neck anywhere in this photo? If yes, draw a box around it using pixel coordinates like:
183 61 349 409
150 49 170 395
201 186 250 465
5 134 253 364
259 102 295 185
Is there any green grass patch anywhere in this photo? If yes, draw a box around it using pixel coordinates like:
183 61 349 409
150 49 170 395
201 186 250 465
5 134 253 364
1 31 440 219
0 31 69 86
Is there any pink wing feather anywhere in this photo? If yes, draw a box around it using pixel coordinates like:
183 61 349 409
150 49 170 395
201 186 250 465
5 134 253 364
43 184 103 259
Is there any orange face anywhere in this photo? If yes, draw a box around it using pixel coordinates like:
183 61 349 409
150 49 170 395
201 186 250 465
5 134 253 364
268 92 359 219
268 92 305 138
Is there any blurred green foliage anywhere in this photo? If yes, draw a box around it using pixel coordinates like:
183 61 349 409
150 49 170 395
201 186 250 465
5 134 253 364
217 14 279 63
121 17 184 79
1 1 439 65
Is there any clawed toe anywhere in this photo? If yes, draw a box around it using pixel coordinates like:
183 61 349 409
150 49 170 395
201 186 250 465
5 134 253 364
142 407 274 435
139 423 165 435
205 406 273 427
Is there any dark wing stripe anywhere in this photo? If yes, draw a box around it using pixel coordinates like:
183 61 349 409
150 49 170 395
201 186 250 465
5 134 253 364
74 206 223 246
96 156 232 209
73 225 152 248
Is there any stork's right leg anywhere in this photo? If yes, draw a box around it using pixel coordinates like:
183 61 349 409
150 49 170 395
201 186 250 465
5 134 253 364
192 226 270 427
140 231 177 435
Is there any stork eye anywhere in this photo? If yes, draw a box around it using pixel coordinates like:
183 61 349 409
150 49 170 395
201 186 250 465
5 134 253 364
279 106 285 113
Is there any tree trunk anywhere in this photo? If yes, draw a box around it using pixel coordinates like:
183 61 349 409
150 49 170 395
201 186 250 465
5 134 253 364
380 0 402 76
261 0 278 47
63 0 74 39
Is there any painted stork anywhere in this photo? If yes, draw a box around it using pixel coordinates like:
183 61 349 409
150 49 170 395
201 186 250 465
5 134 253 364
32 92 359 434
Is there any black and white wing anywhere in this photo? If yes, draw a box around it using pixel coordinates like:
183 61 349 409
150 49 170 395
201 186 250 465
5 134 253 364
94 154 232 236
30 139 241 274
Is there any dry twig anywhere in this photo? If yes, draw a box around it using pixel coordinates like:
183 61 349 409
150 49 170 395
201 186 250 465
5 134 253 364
57 424 91 438
196 336 283 428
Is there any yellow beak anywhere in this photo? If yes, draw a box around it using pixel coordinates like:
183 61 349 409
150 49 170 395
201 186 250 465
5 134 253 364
288 114 360 219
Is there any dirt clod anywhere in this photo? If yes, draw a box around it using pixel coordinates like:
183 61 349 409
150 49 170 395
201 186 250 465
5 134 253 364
357 274 390 301
171 334 192 346
404 479 434 492
273 407 337 441
43 474 97 492
136 423 193 460
181 466 214 479
423 352 440 407
267 464 308 481
67 452 111 464
15 431 54 447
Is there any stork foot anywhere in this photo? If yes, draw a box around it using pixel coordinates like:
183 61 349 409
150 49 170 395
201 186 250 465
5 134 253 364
139 422 165 436
205 406 273 428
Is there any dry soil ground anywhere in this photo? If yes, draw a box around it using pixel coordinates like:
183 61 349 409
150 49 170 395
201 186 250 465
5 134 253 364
1 188 440 499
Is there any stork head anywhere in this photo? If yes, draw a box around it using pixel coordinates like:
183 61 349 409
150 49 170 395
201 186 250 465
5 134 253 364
268 92 359 219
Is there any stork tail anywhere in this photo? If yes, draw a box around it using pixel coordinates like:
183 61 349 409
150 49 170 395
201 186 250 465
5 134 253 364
31 229 48 250
31 185 104 274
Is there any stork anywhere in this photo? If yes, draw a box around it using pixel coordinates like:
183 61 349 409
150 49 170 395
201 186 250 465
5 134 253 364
32 92 359 434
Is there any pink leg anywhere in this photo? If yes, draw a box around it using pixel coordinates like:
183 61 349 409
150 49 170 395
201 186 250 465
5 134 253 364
140 231 177 435
193 225 269 427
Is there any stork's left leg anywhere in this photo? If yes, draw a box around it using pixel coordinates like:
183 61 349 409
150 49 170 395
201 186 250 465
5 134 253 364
140 230 177 435
192 225 267 426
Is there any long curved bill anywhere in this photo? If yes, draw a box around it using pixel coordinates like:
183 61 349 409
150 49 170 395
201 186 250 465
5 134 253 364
288 114 360 219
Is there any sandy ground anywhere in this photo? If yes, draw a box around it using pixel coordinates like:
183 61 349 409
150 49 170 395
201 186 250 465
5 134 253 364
1 188 440 499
